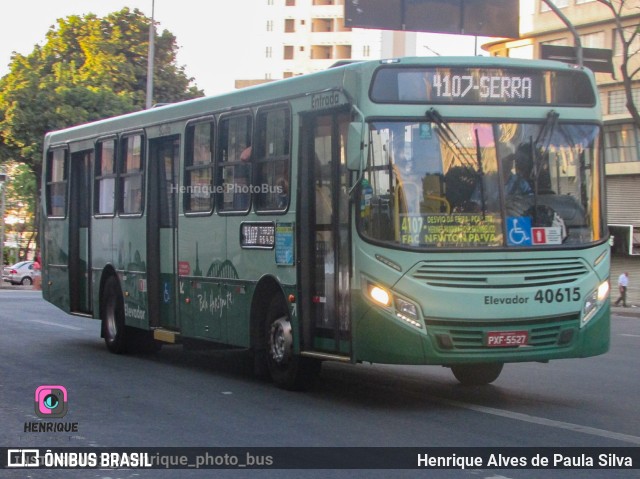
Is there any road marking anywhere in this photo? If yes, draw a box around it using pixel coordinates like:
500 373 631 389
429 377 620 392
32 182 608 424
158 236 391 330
30 319 83 331
620 333 640 338
442 398 640 445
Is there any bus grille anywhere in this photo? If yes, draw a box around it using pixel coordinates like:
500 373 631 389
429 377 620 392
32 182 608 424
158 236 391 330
411 258 589 289
449 325 561 349
426 314 580 351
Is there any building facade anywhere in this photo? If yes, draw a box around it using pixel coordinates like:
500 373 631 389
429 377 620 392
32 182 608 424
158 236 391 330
484 0 640 256
237 0 430 86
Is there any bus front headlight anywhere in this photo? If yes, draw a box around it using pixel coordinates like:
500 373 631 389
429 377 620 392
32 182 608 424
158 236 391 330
367 282 391 306
394 296 422 329
581 280 610 327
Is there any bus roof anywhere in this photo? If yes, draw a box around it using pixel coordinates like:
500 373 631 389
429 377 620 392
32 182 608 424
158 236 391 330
44 55 596 146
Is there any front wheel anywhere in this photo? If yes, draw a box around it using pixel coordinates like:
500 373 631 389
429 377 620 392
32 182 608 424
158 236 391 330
265 296 320 390
451 363 503 386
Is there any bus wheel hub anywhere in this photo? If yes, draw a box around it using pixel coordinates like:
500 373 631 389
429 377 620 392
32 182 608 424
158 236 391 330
269 318 292 365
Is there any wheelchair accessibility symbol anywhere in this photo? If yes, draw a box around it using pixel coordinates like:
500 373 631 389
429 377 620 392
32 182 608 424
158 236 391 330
507 217 532 246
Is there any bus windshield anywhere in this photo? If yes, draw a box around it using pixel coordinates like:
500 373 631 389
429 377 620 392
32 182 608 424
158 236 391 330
359 120 605 249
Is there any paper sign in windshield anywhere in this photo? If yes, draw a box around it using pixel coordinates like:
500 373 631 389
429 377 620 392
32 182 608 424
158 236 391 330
400 214 500 247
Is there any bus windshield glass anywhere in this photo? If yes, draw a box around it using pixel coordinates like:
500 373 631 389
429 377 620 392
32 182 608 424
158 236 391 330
359 120 605 249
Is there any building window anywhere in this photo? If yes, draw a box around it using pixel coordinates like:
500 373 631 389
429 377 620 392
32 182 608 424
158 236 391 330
580 31 605 49
266 46 272 58
604 123 639 163
286 0 295 6
255 108 291 211
120 134 144 215
95 139 117 216
284 45 294 60
363 45 370 57
614 25 640 56
185 120 214 213
608 88 640 115
311 45 332 59
46 149 67 217
541 0 568 12
285 19 295 33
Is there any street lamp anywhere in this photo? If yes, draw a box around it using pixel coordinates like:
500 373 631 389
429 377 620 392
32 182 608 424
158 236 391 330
0 171 7 272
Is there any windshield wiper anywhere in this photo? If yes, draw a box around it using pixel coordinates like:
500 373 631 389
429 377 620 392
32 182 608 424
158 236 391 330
535 110 559 167
426 108 478 171
427 108 488 215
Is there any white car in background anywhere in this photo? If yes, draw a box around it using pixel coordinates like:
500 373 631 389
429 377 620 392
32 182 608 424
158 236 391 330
2 261 36 285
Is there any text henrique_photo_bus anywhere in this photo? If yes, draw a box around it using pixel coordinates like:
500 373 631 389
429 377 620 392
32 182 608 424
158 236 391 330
41 56 610 390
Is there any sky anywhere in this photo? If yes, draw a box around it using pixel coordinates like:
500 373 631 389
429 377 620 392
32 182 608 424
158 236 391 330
0 0 506 97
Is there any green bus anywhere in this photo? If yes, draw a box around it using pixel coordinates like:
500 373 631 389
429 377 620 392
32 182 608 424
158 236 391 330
41 56 610 389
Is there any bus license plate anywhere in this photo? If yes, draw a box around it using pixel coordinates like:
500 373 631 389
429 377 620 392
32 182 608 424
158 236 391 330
486 331 528 347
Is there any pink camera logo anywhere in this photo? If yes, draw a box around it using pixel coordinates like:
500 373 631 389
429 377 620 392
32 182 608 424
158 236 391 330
34 385 68 419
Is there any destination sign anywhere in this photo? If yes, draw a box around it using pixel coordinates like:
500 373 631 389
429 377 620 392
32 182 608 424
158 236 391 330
240 222 275 249
370 67 596 106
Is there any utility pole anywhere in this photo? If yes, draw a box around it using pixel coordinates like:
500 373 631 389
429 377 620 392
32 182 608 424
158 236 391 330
542 0 583 67
0 170 6 271
145 0 155 109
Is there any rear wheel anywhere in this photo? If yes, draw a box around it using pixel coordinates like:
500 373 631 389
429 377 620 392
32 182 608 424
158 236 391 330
451 363 503 386
21 276 33 286
101 276 127 354
265 296 319 390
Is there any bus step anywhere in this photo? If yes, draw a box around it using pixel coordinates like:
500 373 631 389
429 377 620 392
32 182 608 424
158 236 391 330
153 328 180 344
300 351 351 362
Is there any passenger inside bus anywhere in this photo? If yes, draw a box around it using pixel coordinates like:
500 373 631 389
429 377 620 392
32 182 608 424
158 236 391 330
471 151 533 212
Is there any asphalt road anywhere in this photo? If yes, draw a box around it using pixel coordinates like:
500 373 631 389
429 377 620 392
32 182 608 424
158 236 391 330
1 290 639 479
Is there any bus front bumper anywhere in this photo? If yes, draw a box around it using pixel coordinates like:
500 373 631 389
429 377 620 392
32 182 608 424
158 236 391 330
353 302 610 366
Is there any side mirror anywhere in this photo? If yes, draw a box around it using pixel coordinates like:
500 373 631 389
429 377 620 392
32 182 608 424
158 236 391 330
347 122 365 171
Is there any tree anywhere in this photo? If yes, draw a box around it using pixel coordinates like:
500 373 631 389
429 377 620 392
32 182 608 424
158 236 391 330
598 0 640 129
0 7 204 185
2 161 37 262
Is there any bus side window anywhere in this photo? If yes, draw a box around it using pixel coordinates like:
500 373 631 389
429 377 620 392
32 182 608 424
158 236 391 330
95 139 117 216
218 114 252 213
120 134 144 215
46 148 68 217
184 120 214 214
255 108 290 212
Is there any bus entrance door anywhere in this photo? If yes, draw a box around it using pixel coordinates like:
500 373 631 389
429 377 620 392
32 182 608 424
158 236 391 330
147 136 180 331
69 149 92 313
300 111 351 357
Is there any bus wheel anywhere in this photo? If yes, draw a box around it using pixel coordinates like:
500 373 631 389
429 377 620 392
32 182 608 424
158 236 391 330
265 297 319 390
450 363 503 386
101 276 127 354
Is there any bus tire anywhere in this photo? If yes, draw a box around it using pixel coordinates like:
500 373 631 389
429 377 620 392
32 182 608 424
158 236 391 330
101 276 127 354
265 296 319 390
451 363 503 386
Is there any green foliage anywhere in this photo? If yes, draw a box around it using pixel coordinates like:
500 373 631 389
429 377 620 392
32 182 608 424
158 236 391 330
0 7 203 179
2 161 37 261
